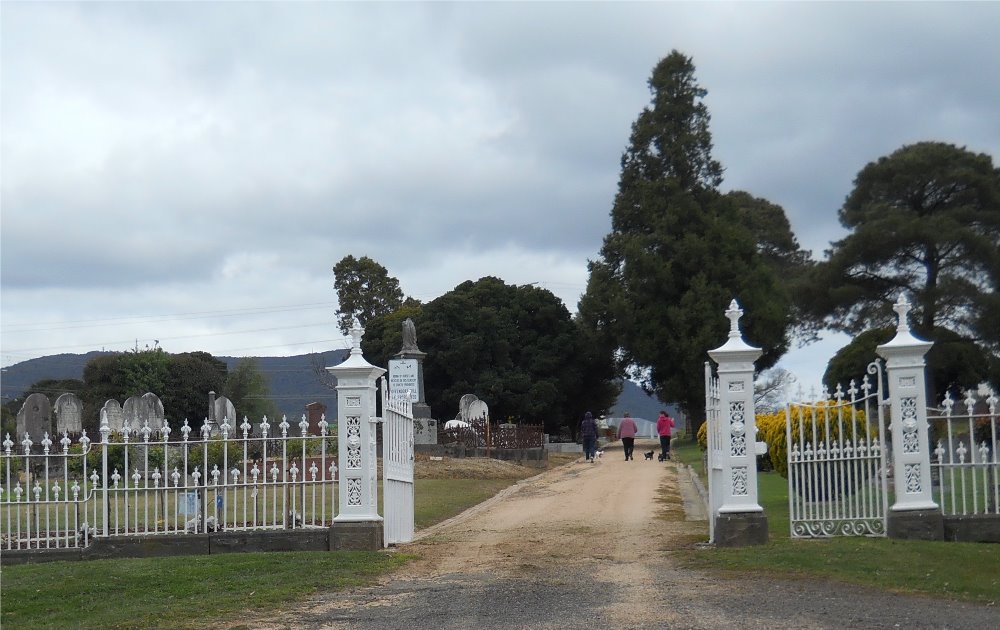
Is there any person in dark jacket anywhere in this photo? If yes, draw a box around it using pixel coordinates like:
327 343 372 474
580 411 599 463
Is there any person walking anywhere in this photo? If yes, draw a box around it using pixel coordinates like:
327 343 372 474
656 410 675 461
618 412 638 461
580 411 599 463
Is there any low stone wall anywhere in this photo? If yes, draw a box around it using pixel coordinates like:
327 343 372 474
415 444 548 468
544 442 583 454
2 521 383 565
943 514 1000 543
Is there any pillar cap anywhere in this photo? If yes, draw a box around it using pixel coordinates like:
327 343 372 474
327 317 385 374
877 294 931 356
708 299 762 363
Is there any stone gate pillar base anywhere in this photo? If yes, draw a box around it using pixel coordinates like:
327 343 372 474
330 521 384 551
714 512 768 547
887 509 943 541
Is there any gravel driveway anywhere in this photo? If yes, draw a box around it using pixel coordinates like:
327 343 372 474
243 439 999 629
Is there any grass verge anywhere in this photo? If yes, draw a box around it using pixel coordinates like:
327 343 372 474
1 551 409 629
670 440 1000 605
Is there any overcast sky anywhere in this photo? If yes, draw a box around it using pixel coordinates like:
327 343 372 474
2 2 998 400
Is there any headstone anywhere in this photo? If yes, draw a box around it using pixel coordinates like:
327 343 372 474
459 394 479 422
122 393 165 436
54 393 84 434
16 393 52 438
102 399 125 434
388 358 420 401
212 395 236 432
392 318 433 423
413 418 438 445
305 401 327 435
467 399 489 422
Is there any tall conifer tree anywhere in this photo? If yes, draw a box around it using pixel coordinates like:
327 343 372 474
580 51 803 427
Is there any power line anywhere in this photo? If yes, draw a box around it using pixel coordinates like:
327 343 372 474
1 302 338 333
2 322 342 355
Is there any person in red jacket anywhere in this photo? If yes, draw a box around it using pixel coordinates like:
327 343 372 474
656 410 675 461
618 412 638 461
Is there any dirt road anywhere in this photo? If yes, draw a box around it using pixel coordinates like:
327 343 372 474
246 439 999 629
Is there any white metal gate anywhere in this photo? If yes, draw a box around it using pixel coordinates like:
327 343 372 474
786 362 890 538
381 379 415 546
704 362 723 543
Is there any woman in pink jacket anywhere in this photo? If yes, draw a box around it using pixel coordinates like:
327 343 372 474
656 410 675 461
618 412 638 461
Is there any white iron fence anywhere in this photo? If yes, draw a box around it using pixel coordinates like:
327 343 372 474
786 363 890 538
929 389 999 516
2 414 338 551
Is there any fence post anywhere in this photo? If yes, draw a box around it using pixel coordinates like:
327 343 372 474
327 318 384 550
876 294 943 540
100 409 110 537
706 299 768 546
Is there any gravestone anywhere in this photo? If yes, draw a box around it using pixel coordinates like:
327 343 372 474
458 394 479 422
122 393 165 436
102 399 125 434
54 393 84 434
467 399 489 422
413 417 438 445
16 393 52 438
212 394 237 433
305 401 327 435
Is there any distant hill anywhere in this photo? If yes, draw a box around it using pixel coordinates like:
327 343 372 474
611 380 687 428
2 352 682 424
1 351 348 419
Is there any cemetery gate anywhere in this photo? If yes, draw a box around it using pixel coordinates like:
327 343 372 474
381 379 415 546
785 365 890 538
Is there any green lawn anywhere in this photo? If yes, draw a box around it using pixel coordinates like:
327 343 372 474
1 551 407 630
670 440 1000 604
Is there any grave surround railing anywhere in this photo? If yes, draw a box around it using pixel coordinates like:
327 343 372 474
1 414 338 551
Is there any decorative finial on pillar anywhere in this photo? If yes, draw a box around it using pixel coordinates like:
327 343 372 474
892 293 911 334
725 299 744 339
350 317 364 354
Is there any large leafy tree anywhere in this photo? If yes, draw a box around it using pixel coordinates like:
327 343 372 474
363 277 618 434
823 327 995 405
580 51 804 428
332 255 406 334
806 142 1000 347
79 350 229 433
223 358 280 422
163 351 228 424
804 142 1000 395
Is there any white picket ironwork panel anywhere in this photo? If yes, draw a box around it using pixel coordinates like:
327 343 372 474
382 378 415 546
1 413 339 550
786 362 890 538
929 387 999 516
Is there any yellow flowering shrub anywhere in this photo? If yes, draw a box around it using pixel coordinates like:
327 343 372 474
698 402 875 479
764 401 874 478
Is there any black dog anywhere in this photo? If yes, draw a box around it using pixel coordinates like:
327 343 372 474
643 450 654 460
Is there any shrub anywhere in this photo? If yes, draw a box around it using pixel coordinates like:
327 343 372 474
763 402 874 480
699 402 874 479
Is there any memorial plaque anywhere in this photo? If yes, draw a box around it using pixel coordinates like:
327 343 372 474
388 358 420 401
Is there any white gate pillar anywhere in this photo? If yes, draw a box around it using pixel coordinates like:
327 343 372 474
328 318 385 525
706 300 767 546
876 295 943 539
